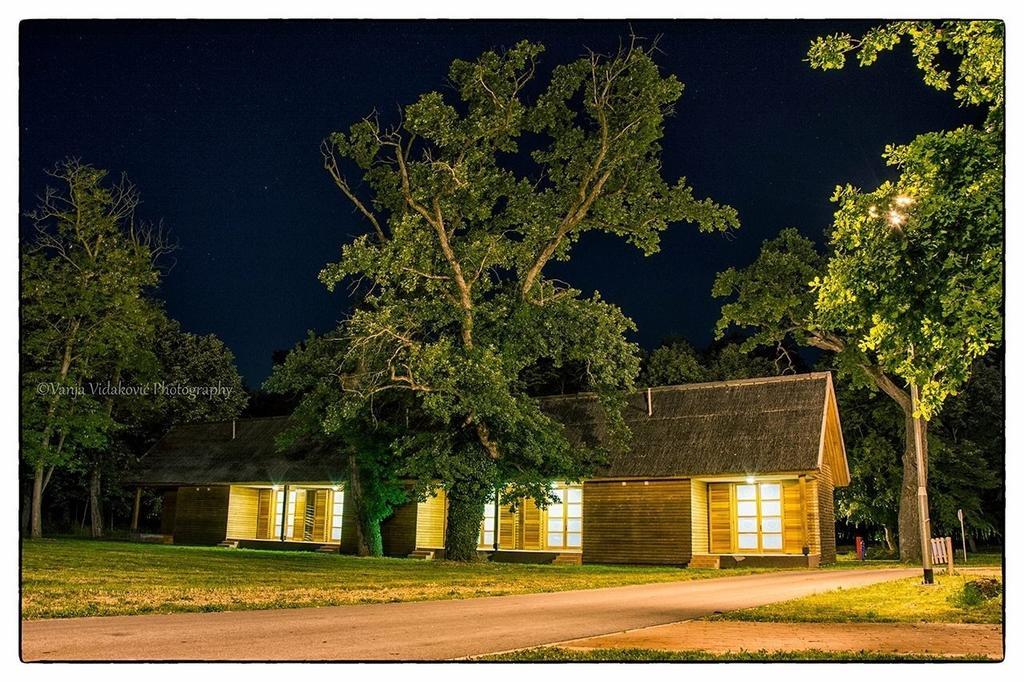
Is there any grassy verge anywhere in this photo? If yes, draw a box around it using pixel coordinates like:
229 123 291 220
480 647 995 662
831 552 1002 568
23 538 787 620
712 573 1002 624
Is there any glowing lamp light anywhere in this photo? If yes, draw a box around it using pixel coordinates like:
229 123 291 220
894 195 914 207
888 209 905 227
745 475 756 484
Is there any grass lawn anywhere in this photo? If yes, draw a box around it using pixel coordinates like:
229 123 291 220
832 551 1002 568
23 538 786 620
480 647 993 662
712 572 1003 624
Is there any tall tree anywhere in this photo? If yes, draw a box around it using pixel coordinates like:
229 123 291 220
151 315 249 426
21 161 170 538
834 351 1003 552
321 38 738 559
715 20 1003 560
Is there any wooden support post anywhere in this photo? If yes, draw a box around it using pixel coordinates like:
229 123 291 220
130 486 142 532
280 484 290 542
492 487 500 552
798 475 809 555
946 536 955 574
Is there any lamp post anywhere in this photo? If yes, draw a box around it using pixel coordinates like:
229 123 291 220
887 195 934 584
910 382 934 584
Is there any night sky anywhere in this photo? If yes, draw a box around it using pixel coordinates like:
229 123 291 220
19 20 984 386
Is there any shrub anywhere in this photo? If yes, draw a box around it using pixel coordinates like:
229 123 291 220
951 578 1002 607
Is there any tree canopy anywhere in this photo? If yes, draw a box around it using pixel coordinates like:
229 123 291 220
320 38 738 558
713 20 1003 560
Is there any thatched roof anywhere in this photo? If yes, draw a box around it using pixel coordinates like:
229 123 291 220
131 372 847 487
128 417 347 486
541 372 846 482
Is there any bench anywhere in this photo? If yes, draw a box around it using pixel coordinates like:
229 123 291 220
931 536 955 573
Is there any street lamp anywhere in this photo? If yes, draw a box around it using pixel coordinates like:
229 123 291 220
879 194 934 584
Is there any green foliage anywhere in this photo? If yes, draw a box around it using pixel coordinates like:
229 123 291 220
265 330 407 555
814 124 1003 417
806 20 1004 418
20 161 163 473
833 354 1002 541
950 578 1001 608
319 38 737 556
641 339 779 387
808 21 1004 123
152 316 249 425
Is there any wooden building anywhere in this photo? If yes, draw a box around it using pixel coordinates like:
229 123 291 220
129 372 848 567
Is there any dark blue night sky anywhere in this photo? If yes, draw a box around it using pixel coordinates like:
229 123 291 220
19 20 983 386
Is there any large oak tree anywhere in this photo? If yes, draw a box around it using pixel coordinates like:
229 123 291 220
321 39 737 559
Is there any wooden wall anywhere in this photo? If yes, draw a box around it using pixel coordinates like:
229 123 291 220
338 486 359 553
582 479 692 565
160 489 177 536
782 480 805 555
173 486 230 545
690 480 709 555
817 463 837 563
226 486 259 539
708 483 733 553
381 500 418 557
416 489 447 549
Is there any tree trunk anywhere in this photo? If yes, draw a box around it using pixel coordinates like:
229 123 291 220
445 481 487 562
967 534 977 553
89 464 103 538
897 408 929 562
30 461 44 539
883 526 895 552
346 453 370 557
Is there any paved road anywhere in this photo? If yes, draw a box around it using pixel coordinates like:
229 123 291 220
22 568 916 661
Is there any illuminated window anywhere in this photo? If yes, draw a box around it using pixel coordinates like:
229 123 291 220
479 496 496 548
735 481 783 552
273 490 285 538
546 483 583 549
330 490 344 541
285 490 297 538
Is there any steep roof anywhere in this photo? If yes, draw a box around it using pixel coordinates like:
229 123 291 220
542 372 849 485
131 372 849 487
127 416 347 486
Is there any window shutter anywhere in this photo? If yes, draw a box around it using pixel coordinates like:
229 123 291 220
708 483 734 553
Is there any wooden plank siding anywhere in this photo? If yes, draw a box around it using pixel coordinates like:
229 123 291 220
381 500 419 557
172 486 230 545
817 463 837 563
708 482 733 554
160 489 177 535
226 486 259 539
415 489 447 549
338 487 359 553
782 480 805 554
582 479 692 565
255 488 273 539
690 480 709 555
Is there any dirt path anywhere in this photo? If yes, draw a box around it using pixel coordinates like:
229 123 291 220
22 568 916 661
558 620 1004 659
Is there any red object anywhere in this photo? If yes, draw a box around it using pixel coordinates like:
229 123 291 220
855 536 865 560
